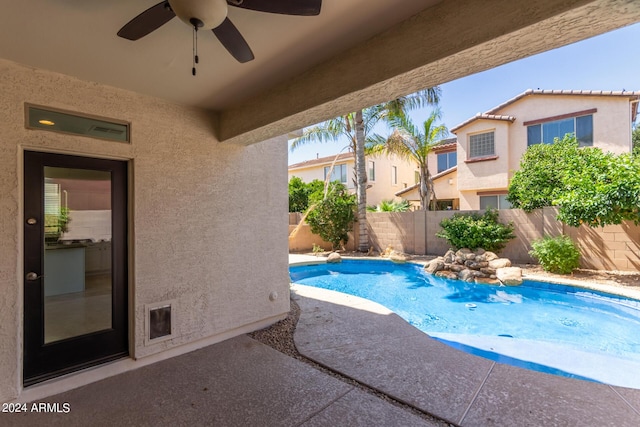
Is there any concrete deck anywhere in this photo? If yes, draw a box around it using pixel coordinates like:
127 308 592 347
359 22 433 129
3 334 441 427
292 283 640 426
4 254 640 426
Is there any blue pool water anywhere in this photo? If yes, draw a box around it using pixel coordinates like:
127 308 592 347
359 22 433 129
290 259 640 388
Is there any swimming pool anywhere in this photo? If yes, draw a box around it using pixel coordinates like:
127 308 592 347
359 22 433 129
290 259 640 388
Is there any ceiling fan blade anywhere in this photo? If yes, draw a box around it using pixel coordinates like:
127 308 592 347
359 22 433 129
228 0 321 16
117 1 176 41
212 18 255 63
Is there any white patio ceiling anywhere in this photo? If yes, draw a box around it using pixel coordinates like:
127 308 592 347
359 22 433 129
1 0 639 144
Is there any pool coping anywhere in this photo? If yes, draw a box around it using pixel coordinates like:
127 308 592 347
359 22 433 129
290 255 640 425
290 255 640 301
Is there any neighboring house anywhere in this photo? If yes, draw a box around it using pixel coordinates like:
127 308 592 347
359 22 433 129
288 152 419 207
395 137 459 210
398 90 640 210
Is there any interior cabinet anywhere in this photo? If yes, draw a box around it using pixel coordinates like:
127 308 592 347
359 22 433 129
44 246 85 296
85 241 111 275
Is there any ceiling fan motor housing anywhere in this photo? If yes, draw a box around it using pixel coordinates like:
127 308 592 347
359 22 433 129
168 0 228 29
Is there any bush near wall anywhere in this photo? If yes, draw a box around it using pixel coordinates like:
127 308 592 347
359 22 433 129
530 235 581 274
435 209 515 253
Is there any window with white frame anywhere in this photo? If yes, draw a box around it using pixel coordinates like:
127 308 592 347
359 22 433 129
527 114 593 147
437 151 457 172
391 166 398 185
469 132 495 158
323 164 347 183
479 194 512 210
368 160 376 182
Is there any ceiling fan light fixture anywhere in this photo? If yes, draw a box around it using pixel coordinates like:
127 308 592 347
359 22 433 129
117 0 322 66
168 0 228 30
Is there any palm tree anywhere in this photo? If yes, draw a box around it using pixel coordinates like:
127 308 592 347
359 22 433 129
291 88 441 251
373 109 448 211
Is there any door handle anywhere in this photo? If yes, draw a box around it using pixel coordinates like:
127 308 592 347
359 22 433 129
25 272 42 281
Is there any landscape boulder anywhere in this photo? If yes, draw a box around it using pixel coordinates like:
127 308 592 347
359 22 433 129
443 250 456 264
425 257 445 273
496 267 523 285
326 252 342 263
389 250 412 264
475 277 501 285
483 251 499 261
423 248 516 285
488 258 512 269
459 269 486 282
435 270 458 280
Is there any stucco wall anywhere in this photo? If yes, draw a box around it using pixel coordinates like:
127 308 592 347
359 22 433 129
289 158 356 191
288 153 418 206
456 121 511 210
0 59 289 401
366 154 417 206
454 94 635 210
398 169 458 205
497 95 634 165
288 213 357 252
432 170 458 201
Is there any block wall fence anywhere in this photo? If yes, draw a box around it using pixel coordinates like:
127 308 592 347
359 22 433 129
289 209 640 271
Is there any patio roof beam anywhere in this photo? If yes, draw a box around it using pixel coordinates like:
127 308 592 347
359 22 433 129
216 0 640 146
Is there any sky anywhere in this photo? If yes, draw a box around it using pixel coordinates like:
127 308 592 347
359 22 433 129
288 22 640 165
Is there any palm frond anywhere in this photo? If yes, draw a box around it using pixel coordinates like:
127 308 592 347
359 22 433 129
290 118 351 152
364 133 389 156
380 87 442 118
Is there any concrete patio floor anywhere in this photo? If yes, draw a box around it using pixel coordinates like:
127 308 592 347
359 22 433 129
292 283 640 426
4 254 640 426
5 333 443 427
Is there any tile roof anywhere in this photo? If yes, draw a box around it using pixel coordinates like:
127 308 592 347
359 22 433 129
432 137 458 152
395 166 457 197
486 89 640 115
450 114 515 133
288 152 353 170
451 89 640 133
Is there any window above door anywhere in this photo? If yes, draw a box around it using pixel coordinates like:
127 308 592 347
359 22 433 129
26 104 130 143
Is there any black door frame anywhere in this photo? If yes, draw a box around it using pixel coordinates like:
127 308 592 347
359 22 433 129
23 150 129 386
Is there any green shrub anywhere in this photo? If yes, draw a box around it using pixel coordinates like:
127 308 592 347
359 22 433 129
507 135 640 227
436 209 515 252
288 177 324 213
288 176 309 213
306 182 356 250
529 235 580 274
367 199 411 212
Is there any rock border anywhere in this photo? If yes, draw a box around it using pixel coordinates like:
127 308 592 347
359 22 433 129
424 248 523 285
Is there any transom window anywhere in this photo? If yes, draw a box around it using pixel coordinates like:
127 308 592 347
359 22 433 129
527 114 593 147
469 132 495 158
26 104 130 143
437 151 457 173
323 164 347 183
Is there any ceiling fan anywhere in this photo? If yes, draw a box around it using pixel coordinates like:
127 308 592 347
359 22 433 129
118 0 322 70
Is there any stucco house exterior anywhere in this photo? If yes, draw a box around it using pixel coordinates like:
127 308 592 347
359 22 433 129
1 0 637 405
397 90 640 210
395 137 460 210
288 152 419 207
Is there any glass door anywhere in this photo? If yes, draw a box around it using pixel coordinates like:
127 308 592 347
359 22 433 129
24 151 128 385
